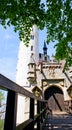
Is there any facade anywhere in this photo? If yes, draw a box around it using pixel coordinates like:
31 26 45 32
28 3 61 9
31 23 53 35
27 45 72 111
16 25 72 124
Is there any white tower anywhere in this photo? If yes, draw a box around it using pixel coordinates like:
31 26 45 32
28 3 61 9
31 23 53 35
16 25 39 124
29 25 39 65
16 25 39 87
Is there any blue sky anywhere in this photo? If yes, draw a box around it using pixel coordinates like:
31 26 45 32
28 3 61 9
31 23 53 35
0 25 55 82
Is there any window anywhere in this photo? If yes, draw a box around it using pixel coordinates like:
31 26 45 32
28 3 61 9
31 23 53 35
31 64 33 68
45 56 47 61
30 35 34 40
39 53 42 58
31 46 33 51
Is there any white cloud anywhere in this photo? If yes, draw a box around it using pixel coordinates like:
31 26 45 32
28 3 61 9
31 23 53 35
4 34 12 39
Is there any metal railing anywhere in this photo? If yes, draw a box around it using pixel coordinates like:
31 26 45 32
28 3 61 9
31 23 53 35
0 74 47 130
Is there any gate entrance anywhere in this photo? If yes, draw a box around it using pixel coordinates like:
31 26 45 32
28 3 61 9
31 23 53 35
44 86 65 111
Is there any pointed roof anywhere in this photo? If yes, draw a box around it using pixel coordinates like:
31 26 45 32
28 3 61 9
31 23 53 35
43 40 47 50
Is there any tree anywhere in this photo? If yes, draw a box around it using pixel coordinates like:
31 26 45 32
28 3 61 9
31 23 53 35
0 0 72 67
0 91 5 130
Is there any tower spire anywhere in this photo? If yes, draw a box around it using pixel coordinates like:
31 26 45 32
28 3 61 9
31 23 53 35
43 40 47 61
43 40 47 55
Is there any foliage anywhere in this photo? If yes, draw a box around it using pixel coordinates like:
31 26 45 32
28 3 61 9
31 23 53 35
0 119 4 130
0 0 45 46
0 0 72 67
0 91 5 130
0 90 5 118
0 91 5 101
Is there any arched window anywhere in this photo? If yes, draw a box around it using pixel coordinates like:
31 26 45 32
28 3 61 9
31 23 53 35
31 46 33 51
39 53 42 58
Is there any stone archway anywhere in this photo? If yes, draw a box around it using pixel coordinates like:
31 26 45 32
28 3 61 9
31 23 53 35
44 86 65 111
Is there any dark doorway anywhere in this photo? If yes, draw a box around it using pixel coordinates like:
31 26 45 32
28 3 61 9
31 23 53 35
44 86 65 111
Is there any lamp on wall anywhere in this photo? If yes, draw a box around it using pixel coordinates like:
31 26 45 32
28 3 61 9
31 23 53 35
34 89 40 97
32 86 41 97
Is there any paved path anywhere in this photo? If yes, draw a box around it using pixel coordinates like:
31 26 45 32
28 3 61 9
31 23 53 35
42 111 72 130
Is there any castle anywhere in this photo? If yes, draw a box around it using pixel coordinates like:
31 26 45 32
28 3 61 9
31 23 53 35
16 25 72 124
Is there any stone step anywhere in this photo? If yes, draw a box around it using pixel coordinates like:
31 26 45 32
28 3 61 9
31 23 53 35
42 111 72 130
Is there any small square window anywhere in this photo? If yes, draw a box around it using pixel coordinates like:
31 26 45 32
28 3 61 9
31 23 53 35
30 35 34 40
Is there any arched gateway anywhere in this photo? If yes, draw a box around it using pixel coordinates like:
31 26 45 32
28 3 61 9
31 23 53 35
44 86 65 111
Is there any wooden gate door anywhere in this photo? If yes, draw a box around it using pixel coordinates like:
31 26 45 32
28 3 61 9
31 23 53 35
44 86 65 111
